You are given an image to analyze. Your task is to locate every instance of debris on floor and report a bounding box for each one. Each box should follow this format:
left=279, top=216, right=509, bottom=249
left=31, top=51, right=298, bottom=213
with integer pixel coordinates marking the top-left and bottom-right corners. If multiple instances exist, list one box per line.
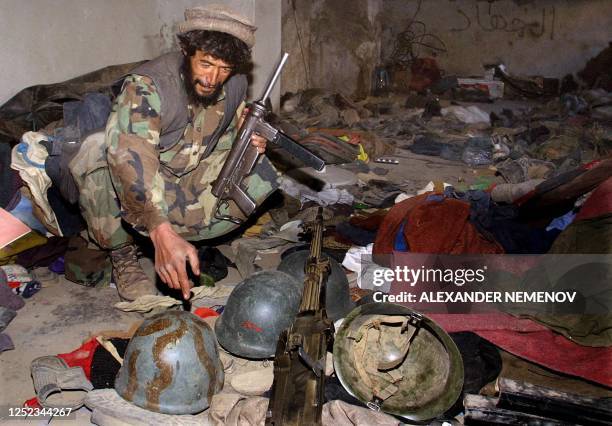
left=1, top=10, right=612, bottom=425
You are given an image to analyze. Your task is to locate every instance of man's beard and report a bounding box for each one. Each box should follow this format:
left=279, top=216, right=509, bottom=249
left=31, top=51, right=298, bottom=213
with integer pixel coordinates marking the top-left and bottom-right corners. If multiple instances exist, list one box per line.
left=181, top=58, right=223, bottom=108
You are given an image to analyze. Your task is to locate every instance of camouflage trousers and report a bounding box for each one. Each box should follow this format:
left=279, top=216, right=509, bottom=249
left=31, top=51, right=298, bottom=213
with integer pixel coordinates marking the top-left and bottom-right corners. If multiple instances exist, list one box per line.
left=70, top=132, right=279, bottom=250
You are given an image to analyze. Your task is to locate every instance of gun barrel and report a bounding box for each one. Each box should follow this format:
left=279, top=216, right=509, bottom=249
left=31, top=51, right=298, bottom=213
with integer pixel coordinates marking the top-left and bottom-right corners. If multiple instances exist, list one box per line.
left=266, top=207, right=332, bottom=425
left=260, top=53, right=289, bottom=103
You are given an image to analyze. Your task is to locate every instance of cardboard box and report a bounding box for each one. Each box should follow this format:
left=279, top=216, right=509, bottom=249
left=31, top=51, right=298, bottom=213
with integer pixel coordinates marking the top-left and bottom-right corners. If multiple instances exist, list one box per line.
left=457, top=78, right=505, bottom=99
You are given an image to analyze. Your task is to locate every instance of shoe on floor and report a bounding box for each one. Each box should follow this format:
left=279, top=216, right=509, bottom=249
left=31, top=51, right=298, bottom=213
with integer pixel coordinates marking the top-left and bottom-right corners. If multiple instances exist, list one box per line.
left=110, top=245, right=157, bottom=301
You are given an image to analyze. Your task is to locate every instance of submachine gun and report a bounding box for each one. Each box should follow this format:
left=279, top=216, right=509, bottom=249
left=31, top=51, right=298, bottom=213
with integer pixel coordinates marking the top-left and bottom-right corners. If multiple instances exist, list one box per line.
left=211, top=53, right=325, bottom=224
left=266, top=207, right=334, bottom=425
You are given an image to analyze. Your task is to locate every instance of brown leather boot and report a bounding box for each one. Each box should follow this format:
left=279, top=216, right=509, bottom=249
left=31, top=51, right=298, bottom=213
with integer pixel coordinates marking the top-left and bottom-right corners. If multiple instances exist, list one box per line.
left=110, top=244, right=157, bottom=301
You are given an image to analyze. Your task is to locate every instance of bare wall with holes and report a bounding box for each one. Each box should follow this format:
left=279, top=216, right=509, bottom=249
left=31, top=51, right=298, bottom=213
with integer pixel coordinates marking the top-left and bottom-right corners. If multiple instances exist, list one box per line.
left=0, top=0, right=281, bottom=106
left=281, top=0, right=383, bottom=99
left=281, top=0, right=612, bottom=98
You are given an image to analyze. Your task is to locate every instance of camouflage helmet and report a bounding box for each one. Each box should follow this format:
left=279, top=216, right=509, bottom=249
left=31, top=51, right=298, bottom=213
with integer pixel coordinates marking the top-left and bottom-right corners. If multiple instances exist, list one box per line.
left=333, top=303, right=463, bottom=422
left=215, top=270, right=302, bottom=359
left=277, top=249, right=355, bottom=322
left=115, top=311, right=224, bottom=414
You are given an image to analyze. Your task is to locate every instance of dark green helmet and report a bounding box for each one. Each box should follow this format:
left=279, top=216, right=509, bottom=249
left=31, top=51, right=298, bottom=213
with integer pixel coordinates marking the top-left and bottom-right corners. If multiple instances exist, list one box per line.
left=277, top=249, right=355, bottom=322
left=333, top=303, right=463, bottom=422
left=215, top=270, right=302, bottom=359
left=114, top=311, right=223, bottom=414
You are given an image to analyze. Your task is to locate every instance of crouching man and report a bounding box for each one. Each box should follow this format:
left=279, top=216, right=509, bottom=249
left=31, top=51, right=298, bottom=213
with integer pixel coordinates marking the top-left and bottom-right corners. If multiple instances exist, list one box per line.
left=70, top=5, right=278, bottom=301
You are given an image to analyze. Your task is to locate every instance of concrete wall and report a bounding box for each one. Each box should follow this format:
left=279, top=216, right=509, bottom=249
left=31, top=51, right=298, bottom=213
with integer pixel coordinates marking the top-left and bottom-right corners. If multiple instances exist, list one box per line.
left=3, top=0, right=608, bottom=105
left=281, top=0, right=612, bottom=97
left=0, top=0, right=281, bottom=106
left=281, top=0, right=383, bottom=99
left=380, top=0, right=612, bottom=79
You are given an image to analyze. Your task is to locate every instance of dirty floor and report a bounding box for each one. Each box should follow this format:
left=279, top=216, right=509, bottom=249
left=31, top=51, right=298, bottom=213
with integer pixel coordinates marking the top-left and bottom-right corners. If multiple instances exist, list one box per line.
left=1, top=99, right=610, bottom=424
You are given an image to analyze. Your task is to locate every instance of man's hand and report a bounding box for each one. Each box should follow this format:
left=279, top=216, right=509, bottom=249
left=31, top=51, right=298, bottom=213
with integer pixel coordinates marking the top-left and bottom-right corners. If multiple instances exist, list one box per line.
left=251, top=133, right=267, bottom=153
left=150, top=222, right=199, bottom=299
left=239, top=108, right=267, bottom=154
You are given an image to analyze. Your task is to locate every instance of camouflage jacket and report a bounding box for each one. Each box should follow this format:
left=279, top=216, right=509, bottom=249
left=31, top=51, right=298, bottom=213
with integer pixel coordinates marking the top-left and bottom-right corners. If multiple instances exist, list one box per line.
left=105, top=75, right=244, bottom=233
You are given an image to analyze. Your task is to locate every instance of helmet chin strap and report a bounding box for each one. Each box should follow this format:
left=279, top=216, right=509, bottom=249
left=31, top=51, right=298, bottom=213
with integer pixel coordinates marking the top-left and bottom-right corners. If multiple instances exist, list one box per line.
left=348, top=313, right=423, bottom=411
left=375, top=317, right=420, bottom=370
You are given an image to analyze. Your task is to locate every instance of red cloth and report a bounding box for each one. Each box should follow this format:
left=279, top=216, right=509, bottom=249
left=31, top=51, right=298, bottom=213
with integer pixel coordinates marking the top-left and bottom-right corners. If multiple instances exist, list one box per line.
left=410, top=57, right=441, bottom=92
left=193, top=307, right=220, bottom=318
left=373, top=193, right=430, bottom=266
left=428, top=313, right=612, bottom=387
left=575, top=176, right=612, bottom=221
left=373, top=195, right=503, bottom=266
left=57, top=337, right=100, bottom=380
left=22, top=337, right=100, bottom=408
left=404, top=198, right=503, bottom=254
left=24, top=397, right=41, bottom=408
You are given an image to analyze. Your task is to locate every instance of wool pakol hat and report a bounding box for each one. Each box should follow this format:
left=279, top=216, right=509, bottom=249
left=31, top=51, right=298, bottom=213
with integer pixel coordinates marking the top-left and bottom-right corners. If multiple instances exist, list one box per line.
left=178, top=4, right=256, bottom=48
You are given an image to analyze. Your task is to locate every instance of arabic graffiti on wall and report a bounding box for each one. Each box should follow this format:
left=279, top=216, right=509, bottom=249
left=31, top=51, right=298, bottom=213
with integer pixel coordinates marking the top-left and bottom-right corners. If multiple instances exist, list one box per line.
left=451, top=2, right=556, bottom=40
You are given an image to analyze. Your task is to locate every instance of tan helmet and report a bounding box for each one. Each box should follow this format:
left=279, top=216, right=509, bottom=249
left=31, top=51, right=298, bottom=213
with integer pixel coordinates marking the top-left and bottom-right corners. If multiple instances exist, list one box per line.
left=333, top=302, right=463, bottom=422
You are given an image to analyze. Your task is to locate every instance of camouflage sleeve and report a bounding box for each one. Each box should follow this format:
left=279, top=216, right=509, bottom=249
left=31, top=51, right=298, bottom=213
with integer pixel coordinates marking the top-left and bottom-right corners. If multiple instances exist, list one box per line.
left=105, top=75, right=168, bottom=234
left=215, top=101, right=246, bottom=151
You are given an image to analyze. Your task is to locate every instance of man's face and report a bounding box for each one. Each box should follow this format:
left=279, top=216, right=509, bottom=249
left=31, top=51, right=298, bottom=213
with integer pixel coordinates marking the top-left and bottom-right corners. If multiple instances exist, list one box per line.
left=185, top=50, right=233, bottom=106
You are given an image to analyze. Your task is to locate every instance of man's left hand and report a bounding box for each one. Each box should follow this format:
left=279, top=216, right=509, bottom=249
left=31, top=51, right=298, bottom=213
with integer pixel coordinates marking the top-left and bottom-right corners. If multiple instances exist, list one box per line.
left=240, top=108, right=267, bottom=154
left=251, top=133, right=267, bottom=154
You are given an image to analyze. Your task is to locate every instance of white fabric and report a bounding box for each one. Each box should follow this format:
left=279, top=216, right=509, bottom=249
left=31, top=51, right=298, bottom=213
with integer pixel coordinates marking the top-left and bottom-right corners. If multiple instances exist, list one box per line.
left=279, top=176, right=354, bottom=207
left=342, top=244, right=393, bottom=292
left=114, top=285, right=233, bottom=314
left=86, top=389, right=208, bottom=426
left=441, top=105, right=490, bottom=124
left=395, top=181, right=452, bottom=203
left=11, top=131, right=61, bottom=235
left=209, top=394, right=401, bottom=426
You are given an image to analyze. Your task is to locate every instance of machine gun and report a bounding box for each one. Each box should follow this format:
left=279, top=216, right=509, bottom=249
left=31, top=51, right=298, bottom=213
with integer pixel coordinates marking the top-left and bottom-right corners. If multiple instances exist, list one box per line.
left=266, top=207, right=334, bottom=425
left=211, top=53, right=325, bottom=224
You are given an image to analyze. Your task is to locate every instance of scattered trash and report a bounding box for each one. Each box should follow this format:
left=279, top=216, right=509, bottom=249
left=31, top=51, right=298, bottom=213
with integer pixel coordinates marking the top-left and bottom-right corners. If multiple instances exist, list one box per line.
left=578, top=42, right=612, bottom=91
left=494, top=64, right=559, bottom=98
left=462, top=137, right=493, bottom=167
left=457, top=76, right=504, bottom=100
left=409, top=57, right=441, bottom=93
left=492, top=134, right=511, bottom=162
left=279, top=175, right=354, bottom=208
left=441, top=105, right=491, bottom=124
left=496, top=157, right=556, bottom=184
left=373, top=157, right=399, bottom=164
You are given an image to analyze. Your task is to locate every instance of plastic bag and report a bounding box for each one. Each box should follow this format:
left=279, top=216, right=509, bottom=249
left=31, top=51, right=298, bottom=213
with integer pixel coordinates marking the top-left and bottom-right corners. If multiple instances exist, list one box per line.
left=462, top=137, right=493, bottom=167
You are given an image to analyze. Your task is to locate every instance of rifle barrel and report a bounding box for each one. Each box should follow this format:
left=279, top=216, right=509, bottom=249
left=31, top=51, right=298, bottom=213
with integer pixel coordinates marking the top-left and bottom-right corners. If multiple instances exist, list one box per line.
left=260, top=53, right=289, bottom=103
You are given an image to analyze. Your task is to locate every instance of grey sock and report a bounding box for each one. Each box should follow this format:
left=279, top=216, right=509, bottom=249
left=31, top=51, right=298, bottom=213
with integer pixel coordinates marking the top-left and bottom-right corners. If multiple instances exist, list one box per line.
left=0, top=307, right=17, bottom=332
left=0, top=333, right=14, bottom=352
left=0, top=270, right=25, bottom=310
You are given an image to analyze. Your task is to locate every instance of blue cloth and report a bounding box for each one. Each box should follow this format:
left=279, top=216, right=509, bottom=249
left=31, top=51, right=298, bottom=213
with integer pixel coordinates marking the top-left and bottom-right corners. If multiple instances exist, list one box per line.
left=335, top=222, right=377, bottom=247
left=49, top=257, right=65, bottom=275
left=8, top=194, right=47, bottom=234
left=394, top=221, right=408, bottom=251
left=462, top=137, right=493, bottom=167
left=16, top=281, right=41, bottom=298
left=546, top=210, right=577, bottom=232
left=16, top=143, right=45, bottom=168
left=425, top=194, right=445, bottom=202
left=444, top=187, right=557, bottom=254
